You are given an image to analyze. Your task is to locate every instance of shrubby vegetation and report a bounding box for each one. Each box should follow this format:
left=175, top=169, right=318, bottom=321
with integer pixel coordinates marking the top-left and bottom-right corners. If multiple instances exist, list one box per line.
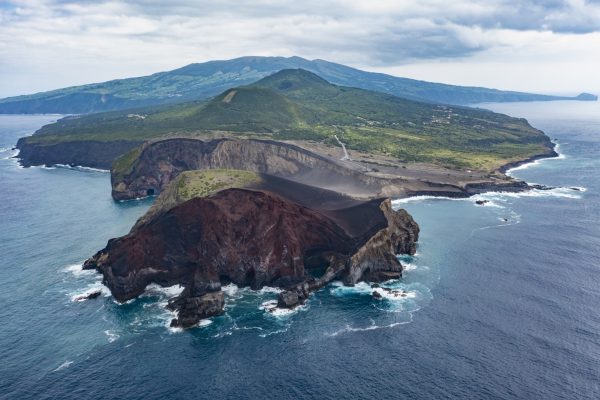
left=25, top=69, right=553, bottom=171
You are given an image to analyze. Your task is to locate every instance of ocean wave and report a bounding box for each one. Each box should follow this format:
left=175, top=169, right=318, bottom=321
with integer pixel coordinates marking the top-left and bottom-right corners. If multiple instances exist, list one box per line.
left=327, top=319, right=412, bottom=337
left=52, top=360, right=74, bottom=372
left=142, top=283, right=185, bottom=298
left=506, top=141, right=565, bottom=176
left=70, top=283, right=108, bottom=302
left=330, top=281, right=416, bottom=300
left=104, top=330, right=119, bottom=343
left=393, top=195, right=465, bottom=205
left=329, top=280, right=432, bottom=315
left=393, top=186, right=583, bottom=209
left=61, top=262, right=95, bottom=277
left=259, top=299, right=309, bottom=318
left=0, top=147, right=19, bottom=160
left=222, top=283, right=282, bottom=301
left=402, top=262, right=418, bottom=272
left=477, top=186, right=582, bottom=200
left=52, top=164, right=109, bottom=173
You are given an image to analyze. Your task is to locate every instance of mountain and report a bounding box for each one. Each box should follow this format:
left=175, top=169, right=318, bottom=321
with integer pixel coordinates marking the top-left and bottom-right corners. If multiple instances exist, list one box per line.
left=18, top=69, right=555, bottom=172
left=1, top=56, right=596, bottom=114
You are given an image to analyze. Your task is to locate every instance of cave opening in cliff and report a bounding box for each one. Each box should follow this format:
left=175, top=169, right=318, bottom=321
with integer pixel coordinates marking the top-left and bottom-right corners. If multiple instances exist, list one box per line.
left=244, top=269, right=256, bottom=287
left=304, top=250, right=331, bottom=279
left=219, top=274, right=232, bottom=285
left=307, top=265, right=328, bottom=279
left=146, top=188, right=155, bottom=196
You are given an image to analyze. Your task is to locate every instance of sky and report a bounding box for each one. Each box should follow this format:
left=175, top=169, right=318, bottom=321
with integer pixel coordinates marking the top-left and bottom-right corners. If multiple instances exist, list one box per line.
left=0, top=0, right=599, bottom=98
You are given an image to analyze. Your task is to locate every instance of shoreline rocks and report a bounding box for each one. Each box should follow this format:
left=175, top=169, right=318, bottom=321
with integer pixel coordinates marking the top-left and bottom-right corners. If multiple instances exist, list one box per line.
left=84, top=186, right=419, bottom=328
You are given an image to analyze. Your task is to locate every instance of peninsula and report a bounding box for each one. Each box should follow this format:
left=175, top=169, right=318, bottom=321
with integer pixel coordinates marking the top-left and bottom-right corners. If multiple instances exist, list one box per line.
left=18, top=69, right=561, bottom=326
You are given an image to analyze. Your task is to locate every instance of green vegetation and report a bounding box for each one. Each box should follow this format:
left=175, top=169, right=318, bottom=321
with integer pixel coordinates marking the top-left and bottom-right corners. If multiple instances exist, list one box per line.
left=134, top=169, right=262, bottom=228
left=22, top=69, right=554, bottom=171
left=175, top=169, right=261, bottom=200
left=112, top=146, right=143, bottom=181
left=1, top=56, right=594, bottom=114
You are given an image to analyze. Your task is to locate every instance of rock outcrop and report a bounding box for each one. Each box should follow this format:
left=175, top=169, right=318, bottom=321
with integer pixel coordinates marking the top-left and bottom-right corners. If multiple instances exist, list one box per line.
left=84, top=183, right=419, bottom=328
left=111, top=138, right=392, bottom=200
left=110, top=137, right=551, bottom=203
left=16, top=138, right=142, bottom=169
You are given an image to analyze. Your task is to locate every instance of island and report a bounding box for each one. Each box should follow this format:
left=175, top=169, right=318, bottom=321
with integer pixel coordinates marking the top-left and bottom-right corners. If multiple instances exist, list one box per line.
left=1, top=56, right=596, bottom=114
left=15, top=69, right=564, bottom=327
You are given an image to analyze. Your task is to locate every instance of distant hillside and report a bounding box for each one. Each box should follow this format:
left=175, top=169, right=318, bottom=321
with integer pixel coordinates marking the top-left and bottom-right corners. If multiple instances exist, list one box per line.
left=1, top=56, right=596, bottom=114
left=19, top=69, right=555, bottom=172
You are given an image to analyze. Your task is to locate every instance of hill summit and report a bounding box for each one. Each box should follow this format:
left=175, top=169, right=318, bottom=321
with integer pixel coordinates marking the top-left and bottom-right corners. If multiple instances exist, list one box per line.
left=0, top=56, right=595, bottom=114
left=20, top=68, right=555, bottom=172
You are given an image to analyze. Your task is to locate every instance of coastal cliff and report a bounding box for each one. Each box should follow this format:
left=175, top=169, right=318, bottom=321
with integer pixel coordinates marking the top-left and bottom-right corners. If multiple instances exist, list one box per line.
left=111, top=137, right=542, bottom=202
left=84, top=174, right=419, bottom=328
left=16, top=137, right=141, bottom=169
left=110, top=137, right=390, bottom=200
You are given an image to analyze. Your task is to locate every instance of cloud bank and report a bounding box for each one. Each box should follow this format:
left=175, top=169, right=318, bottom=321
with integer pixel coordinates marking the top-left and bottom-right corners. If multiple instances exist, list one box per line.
left=1, top=0, right=599, bottom=96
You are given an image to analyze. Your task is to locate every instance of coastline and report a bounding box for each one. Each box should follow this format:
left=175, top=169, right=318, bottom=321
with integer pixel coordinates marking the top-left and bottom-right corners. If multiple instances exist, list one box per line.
left=13, top=127, right=563, bottom=203
left=393, top=141, right=564, bottom=204
left=497, top=147, right=560, bottom=174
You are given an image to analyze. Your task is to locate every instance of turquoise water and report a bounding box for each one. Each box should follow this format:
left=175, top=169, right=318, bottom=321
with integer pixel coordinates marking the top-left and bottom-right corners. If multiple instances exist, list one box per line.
left=1, top=103, right=599, bottom=399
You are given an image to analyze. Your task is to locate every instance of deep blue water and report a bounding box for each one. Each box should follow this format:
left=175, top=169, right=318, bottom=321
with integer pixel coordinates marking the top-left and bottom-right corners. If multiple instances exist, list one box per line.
left=1, top=102, right=599, bottom=399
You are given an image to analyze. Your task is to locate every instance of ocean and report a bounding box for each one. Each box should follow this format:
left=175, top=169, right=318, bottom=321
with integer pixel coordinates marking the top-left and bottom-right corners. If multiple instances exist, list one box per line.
left=0, top=101, right=599, bottom=399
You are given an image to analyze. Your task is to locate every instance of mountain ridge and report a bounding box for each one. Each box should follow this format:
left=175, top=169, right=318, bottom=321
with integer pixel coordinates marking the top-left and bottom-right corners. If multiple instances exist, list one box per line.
left=1, top=56, right=595, bottom=114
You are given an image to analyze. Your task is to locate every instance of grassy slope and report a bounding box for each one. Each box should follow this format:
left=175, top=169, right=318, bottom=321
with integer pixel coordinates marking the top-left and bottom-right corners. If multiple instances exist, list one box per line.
left=25, top=69, right=553, bottom=172
left=1, top=56, right=593, bottom=114
left=135, top=169, right=262, bottom=227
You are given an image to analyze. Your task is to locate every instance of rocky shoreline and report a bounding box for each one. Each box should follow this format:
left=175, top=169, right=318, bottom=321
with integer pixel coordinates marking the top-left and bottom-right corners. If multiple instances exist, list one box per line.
left=23, top=136, right=559, bottom=328
left=84, top=183, right=419, bottom=328
left=497, top=148, right=559, bottom=174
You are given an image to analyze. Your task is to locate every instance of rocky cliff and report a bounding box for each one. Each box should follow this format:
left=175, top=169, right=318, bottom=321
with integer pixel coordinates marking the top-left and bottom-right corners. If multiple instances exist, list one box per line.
left=111, top=137, right=395, bottom=200
left=16, top=137, right=141, bottom=169
left=84, top=180, right=419, bottom=328
left=110, top=137, right=538, bottom=202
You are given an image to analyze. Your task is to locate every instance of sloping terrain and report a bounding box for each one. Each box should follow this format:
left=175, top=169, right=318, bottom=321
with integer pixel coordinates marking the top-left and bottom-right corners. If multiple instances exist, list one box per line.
left=18, top=69, right=556, bottom=172
left=1, top=56, right=595, bottom=114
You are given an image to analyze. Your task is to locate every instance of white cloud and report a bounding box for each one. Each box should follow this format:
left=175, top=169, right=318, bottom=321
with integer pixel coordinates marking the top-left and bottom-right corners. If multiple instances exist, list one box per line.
left=0, top=0, right=599, bottom=97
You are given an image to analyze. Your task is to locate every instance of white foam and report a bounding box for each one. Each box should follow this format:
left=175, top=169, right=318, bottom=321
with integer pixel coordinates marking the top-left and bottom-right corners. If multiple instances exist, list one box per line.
left=169, top=318, right=213, bottom=334
left=402, top=262, right=418, bottom=272
left=104, top=330, right=119, bottom=343
left=258, top=328, right=290, bottom=338
left=198, top=319, right=213, bottom=327
left=0, top=147, right=19, bottom=160
left=393, top=185, right=583, bottom=209
left=373, top=287, right=417, bottom=300
left=62, top=263, right=95, bottom=277
left=478, top=186, right=582, bottom=200
left=221, top=283, right=241, bottom=297
left=52, top=360, right=73, bottom=372
left=393, top=195, right=464, bottom=205
left=259, top=299, right=308, bottom=317
left=70, top=283, right=107, bottom=302
left=257, top=286, right=283, bottom=294
left=330, top=281, right=418, bottom=302
left=327, top=320, right=410, bottom=337
left=506, top=141, right=565, bottom=177
left=53, top=164, right=109, bottom=173
left=143, top=283, right=185, bottom=298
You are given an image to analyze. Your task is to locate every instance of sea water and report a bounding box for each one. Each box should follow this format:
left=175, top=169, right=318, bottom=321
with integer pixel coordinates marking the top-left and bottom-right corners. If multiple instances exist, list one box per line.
left=0, top=102, right=599, bottom=399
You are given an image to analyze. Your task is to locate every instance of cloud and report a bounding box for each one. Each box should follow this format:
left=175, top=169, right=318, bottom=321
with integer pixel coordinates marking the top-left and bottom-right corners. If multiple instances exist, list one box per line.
left=0, top=0, right=599, bottom=96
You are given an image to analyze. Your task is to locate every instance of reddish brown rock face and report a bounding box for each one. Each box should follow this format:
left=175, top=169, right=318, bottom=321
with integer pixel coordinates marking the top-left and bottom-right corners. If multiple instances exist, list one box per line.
left=85, top=188, right=419, bottom=328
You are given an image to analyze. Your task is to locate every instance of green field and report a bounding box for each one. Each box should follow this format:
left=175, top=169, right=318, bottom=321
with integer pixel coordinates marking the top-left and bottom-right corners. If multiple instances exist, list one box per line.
left=23, top=69, right=554, bottom=171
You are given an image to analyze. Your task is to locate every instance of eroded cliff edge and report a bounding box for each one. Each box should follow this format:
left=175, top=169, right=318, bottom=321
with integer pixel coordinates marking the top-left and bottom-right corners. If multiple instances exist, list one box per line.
left=84, top=172, right=419, bottom=328
left=110, top=137, right=541, bottom=202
